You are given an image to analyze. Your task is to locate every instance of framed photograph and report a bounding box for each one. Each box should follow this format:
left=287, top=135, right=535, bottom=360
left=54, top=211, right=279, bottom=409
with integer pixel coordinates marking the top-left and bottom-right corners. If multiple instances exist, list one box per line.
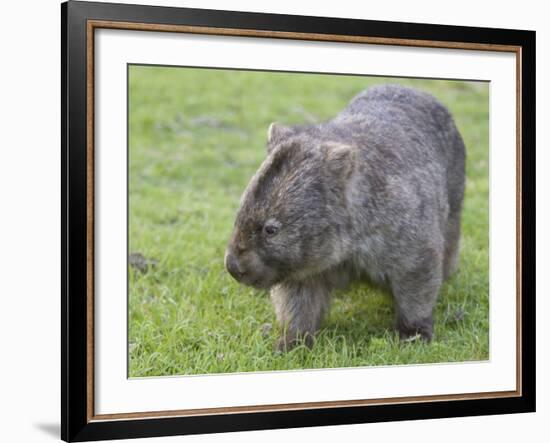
left=61, top=1, right=536, bottom=441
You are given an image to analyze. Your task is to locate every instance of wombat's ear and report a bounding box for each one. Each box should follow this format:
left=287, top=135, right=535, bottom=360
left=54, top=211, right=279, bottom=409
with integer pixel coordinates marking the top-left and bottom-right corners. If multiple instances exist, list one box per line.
left=323, top=142, right=356, bottom=180
left=267, top=122, right=293, bottom=153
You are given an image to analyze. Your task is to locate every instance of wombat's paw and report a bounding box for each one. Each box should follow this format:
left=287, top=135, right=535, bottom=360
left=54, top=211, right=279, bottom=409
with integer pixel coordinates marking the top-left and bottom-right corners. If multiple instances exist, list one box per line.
left=401, top=333, right=423, bottom=343
left=274, top=337, right=293, bottom=353
left=399, top=330, right=433, bottom=343
left=397, top=317, right=433, bottom=343
left=261, top=323, right=273, bottom=338
left=274, top=334, right=314, bottom=353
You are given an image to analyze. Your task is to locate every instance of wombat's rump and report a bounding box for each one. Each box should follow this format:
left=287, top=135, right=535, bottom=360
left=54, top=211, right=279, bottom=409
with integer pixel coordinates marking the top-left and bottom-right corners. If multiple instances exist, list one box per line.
left=225, top=84, right=465, bottom=350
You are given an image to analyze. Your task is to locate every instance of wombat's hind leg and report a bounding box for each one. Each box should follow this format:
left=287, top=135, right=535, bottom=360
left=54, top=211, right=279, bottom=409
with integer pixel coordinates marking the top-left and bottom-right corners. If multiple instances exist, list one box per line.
left=443, top=209, right=462, bottom=281
left=391, top=253, right=443, bottom=342
left=395, top=310, right=434, bottom=342
left=270, top=282, right=331, bottom=351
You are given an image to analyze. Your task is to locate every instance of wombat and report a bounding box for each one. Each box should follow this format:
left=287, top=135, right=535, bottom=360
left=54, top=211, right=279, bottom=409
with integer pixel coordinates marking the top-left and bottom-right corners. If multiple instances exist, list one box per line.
left=225, top=84, right=465, bottom=351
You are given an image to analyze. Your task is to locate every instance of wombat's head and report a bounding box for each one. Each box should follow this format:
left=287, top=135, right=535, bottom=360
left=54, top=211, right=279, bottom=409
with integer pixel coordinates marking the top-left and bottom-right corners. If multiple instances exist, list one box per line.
left=225, top=123, right=355, bottom=289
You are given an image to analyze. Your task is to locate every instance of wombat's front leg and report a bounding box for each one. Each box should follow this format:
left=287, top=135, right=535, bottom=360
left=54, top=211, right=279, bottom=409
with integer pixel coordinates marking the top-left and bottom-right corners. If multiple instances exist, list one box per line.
left=270, top=281, right=331, bottom=351
left=391, top=255, right=443, bottom=342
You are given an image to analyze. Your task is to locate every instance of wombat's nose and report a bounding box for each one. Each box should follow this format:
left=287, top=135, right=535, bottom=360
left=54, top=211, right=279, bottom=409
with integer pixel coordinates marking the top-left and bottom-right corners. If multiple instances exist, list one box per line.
left=225, top=252, right=245, bottom=281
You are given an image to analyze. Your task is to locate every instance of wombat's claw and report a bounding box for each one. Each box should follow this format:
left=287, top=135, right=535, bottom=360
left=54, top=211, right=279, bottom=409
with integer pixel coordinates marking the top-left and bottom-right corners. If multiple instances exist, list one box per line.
left=261, top=323, right=273, bottom=338
left=403, top=333, right=422, bottom=343
left=274, top=334, right=314, bottom=352
left=274, top=337, right=292, bottom=353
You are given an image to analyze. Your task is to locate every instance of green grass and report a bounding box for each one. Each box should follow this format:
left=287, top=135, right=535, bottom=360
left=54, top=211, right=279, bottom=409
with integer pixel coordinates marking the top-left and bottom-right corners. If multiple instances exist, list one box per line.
left=128, top=66, right=489, bottom=377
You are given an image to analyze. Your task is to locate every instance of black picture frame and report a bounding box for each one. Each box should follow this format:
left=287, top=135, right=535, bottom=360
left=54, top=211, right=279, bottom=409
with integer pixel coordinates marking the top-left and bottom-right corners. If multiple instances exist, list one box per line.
left=61, top=1, right=536, bottom=441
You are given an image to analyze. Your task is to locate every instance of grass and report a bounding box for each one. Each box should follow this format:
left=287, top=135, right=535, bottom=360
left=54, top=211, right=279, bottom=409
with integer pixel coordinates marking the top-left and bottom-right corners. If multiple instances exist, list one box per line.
left=128, top=66, right=489, bottom=377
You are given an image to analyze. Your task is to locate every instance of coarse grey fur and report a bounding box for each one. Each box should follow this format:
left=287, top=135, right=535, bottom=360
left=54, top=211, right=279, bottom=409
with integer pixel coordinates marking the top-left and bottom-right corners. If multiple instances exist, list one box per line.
left=225, top=84, right=466, bottom=351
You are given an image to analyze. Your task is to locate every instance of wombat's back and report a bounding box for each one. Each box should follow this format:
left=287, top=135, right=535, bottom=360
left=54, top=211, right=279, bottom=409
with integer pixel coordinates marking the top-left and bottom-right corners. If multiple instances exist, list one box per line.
left=337, top=85, right=461, bottom=156
left=334, top=84, right=465, bottom=214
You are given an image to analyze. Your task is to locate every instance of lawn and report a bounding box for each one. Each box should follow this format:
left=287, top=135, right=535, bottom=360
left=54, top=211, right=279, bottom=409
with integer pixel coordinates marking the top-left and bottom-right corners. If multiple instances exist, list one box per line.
left=128, top=65, right=489, bottom=377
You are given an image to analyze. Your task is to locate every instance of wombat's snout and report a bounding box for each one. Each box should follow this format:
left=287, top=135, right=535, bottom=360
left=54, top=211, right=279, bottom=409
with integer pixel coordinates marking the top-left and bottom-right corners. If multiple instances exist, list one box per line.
left=225, top=251, right=246, bottom=282
left=224, top=247, right=275, bottom=289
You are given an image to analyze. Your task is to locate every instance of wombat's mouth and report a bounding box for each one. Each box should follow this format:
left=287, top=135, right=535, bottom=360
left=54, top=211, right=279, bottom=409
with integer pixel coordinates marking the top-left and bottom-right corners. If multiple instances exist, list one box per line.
left=225, top=249, right=279, bottom=289
left=248, top=278, right=274, bottom=290
left=226, top=266, right=278, bottom=290
left=234, top=274, right=274, bottom=290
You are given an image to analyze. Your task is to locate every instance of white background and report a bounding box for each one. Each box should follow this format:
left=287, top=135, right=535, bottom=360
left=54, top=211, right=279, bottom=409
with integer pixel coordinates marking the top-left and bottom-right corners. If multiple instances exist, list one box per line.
left=0, top=0, right=546, bottom=442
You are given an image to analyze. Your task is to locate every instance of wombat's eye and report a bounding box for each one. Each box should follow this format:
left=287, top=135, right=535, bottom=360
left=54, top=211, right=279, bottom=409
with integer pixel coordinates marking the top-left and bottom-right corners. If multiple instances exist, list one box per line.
left=262, top=218, right=281, bottom=237
left=263, top=224, right=279, bottom=237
